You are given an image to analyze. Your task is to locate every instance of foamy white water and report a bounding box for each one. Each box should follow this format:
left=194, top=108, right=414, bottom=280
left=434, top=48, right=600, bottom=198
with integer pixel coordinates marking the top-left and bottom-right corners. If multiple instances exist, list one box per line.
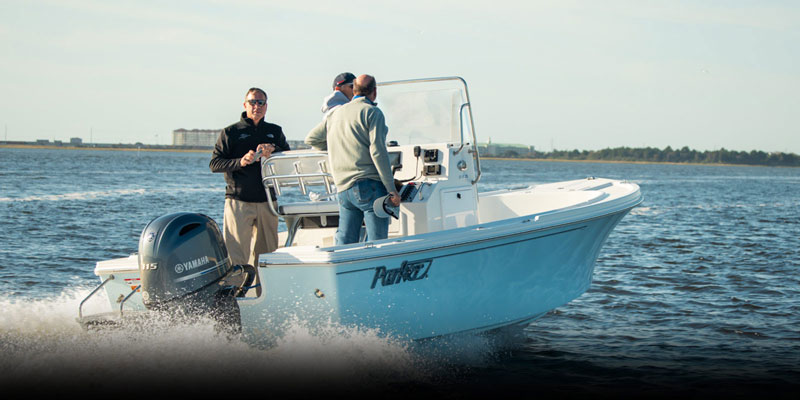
left=0, top=288, right=501, bottom=394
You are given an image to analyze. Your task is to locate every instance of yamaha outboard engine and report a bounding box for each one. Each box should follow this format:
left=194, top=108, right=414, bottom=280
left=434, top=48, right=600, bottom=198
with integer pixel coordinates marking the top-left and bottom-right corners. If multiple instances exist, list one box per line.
left=138, top=212, right=253, bottom=332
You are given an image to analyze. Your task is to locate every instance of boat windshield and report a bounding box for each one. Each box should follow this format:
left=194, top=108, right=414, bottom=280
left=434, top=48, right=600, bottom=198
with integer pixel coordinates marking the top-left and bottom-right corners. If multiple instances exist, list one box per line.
left=377, top=77, right=474, bottom=146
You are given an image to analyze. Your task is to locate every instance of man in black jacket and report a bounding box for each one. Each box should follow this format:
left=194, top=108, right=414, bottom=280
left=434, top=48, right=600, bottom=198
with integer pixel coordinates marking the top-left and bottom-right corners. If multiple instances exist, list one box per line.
left=210, top=87, right=290, bottom=266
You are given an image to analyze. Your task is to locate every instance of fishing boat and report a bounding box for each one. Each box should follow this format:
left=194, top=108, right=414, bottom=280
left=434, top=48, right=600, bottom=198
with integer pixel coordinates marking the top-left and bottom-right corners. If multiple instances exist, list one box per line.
left=78, top=77, right=642, bottom=342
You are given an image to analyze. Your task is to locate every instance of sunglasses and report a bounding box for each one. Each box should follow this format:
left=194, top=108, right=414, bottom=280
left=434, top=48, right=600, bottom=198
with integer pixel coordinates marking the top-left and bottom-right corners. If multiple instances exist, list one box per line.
left=247, top=99, right=266, bottom=106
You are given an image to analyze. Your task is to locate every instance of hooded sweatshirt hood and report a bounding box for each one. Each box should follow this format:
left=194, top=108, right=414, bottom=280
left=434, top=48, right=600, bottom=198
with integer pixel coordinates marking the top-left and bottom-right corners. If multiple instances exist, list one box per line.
left=321, top=91, right=350, bottom=115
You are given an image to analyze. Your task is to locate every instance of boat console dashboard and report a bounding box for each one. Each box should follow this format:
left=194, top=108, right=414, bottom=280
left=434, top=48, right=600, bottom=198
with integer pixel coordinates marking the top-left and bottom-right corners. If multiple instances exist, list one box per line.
left=261, top=142, right=480, bottom=247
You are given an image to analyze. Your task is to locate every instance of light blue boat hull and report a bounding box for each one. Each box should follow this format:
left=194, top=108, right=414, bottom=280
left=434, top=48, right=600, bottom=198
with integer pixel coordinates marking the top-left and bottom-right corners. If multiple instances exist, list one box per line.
left=239, top=209, right=630, bottom=342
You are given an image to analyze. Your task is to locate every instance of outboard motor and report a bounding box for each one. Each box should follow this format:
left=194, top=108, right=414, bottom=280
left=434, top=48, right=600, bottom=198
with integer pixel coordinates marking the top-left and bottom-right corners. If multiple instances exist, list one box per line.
left=137, top=212, right=254, bottom=332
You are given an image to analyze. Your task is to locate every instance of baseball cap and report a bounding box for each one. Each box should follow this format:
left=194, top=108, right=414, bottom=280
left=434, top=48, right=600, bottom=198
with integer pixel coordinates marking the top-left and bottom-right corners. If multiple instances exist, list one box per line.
left=333, top=72, right=356, bottom=89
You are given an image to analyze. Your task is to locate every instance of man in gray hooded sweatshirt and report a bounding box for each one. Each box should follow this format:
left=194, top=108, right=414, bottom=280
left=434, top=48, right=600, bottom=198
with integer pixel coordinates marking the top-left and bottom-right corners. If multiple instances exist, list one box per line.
left=305, top=74, right=400, bottom=245
left=321, top=72, right=356, bottom=117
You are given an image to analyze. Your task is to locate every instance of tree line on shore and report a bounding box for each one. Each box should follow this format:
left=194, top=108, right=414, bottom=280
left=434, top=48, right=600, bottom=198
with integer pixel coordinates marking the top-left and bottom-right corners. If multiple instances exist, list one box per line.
left=499, top=146, right=800, bottom=167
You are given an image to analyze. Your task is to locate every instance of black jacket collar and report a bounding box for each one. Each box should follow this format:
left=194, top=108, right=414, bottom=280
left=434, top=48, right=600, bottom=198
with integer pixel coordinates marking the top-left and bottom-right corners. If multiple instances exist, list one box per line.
left=239, top=111, right=263, bottom=127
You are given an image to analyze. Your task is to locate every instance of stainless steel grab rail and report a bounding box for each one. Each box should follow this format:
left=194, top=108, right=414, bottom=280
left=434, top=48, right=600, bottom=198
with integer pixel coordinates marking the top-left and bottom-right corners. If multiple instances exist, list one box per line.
left=78, top=274, right=114, bottom=319
left=119, top=285, right=141, bottom=316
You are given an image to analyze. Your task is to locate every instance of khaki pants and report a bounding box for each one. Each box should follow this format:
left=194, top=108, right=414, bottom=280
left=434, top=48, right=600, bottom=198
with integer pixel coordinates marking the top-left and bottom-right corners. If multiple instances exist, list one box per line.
left=223, top=198, right=279, bottom=267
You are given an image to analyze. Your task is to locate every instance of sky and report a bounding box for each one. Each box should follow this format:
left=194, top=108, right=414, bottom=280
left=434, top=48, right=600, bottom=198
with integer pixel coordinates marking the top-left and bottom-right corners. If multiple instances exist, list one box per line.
left=1, top=0, right=799, bottom=153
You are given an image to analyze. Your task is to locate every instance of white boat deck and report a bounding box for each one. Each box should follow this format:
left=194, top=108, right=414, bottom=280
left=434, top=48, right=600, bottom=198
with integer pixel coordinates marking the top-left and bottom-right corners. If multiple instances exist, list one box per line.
left=264, top=177, right=640, bottom=266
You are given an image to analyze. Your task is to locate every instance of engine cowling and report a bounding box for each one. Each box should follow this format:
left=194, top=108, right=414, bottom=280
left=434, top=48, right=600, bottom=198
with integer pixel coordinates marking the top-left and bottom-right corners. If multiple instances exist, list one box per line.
left=138, top=212, right=232, bottom=307
left=136, top=212, right=251, bottom=332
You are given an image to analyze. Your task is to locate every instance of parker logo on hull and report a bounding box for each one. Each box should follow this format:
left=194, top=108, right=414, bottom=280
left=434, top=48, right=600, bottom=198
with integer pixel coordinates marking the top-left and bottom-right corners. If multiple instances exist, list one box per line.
left=174, top=255, right=210, bottom=274
left=371, top=259, right=432, bottom=289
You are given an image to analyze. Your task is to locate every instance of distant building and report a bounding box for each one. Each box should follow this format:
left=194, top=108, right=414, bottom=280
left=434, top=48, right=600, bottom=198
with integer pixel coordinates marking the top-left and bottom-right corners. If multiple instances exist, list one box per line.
left=70, top=137, right=83, bottom=145
left=288, top=139, right=310, bottom=150
left=172, top=128, right=310, bottom=150
left=172, top=129, right=220, bottom=147
left=477, top=138, right=534, bottom=158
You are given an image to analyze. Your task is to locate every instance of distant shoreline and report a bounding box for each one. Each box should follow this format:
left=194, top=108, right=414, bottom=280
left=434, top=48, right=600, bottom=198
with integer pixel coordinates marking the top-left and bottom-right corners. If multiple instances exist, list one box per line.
left=0, top=143, right=209, bottom=153
left=481, top=156, right=780, bottom=168
left=2, top=143, right=797, bottom=168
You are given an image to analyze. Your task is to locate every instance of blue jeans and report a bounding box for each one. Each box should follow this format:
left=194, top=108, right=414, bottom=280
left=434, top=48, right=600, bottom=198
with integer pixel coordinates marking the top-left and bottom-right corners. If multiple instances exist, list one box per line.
left=336, top=179, right=389, bottom=245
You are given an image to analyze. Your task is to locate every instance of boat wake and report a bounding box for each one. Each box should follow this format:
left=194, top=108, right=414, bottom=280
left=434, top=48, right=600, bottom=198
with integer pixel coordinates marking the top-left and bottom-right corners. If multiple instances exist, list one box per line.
left=0, top=288, right=507, bottom=394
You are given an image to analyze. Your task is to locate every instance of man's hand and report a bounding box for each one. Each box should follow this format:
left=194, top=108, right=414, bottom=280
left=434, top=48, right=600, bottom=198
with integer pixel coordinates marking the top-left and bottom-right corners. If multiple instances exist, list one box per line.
left=240, top=150, right=258, bottom=167
left=257, top=143, right=275, bottom=159
left=388, top=192, right=401, bottom=207
left=240, top=144, right=276, bottom=167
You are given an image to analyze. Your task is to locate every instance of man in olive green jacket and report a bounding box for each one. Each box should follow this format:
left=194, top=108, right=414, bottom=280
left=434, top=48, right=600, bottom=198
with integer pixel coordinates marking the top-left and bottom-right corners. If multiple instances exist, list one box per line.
left=305, top=74, right=400, bottom=244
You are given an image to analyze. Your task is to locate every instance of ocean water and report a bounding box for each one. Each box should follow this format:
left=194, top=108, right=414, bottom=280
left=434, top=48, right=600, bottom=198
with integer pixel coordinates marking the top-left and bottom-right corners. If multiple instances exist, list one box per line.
left=0, top=147, right=798, bottom=397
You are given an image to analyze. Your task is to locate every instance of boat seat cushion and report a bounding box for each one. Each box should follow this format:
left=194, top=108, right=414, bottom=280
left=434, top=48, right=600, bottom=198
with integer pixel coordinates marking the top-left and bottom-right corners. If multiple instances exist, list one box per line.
left=278, top=200, right=339, bottom=216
